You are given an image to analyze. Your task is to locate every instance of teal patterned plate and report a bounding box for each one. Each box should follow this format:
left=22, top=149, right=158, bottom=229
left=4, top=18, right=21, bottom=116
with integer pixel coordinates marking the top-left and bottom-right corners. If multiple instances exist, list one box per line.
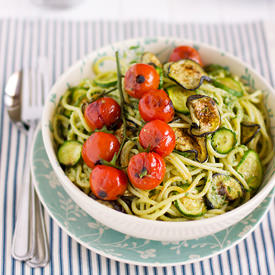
left=31, top=126, right=274, bottom=266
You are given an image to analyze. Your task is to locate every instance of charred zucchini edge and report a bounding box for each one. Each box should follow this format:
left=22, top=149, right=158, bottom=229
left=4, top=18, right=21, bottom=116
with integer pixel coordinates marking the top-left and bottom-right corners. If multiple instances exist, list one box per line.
left=168, top=59, right=211, bottom=91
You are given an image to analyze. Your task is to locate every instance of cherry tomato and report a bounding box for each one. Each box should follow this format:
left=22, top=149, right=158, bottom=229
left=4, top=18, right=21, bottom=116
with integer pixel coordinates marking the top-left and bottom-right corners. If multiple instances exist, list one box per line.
left=127, top=152, right=166, bottom=190
left=139, top=120, right=175, bottom=157
left=139, top=89, right=174, bottom=123
left=124, top=63, right=160, bottom=98
left=84, top=97, right=121, bottom=131
left=90, top=165, right=128, bottom=200
left=82, top=132, right=120, bottom=168
left=169, top=46, right=203, bottom=66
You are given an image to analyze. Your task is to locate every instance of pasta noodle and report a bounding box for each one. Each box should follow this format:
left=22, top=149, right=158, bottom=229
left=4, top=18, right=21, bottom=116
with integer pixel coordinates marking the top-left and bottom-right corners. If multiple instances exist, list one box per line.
left=53, top=53, right=273, bottom=221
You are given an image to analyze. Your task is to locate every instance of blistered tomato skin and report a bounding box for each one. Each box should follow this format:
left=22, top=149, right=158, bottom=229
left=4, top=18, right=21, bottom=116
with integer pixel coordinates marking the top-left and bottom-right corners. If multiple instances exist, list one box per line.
left=124, top=63, right=160, bottom=98
left=84, top=97, right=121, bottom=131
left=127, top=152, right=166, bottom=190
left=90, top=165, right=128, bottom=200
left=139, top=89, right=174, bottom=123
left=139, top=120, right=176, bottom=157
left=169, top=46, right=203, bottom=66
left=82, top=132, right=120, bottom=168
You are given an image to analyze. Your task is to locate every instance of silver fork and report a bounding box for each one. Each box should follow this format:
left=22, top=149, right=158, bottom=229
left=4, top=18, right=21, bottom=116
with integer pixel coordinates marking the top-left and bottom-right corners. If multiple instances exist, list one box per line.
left=11, top=57, right=50, bottom=267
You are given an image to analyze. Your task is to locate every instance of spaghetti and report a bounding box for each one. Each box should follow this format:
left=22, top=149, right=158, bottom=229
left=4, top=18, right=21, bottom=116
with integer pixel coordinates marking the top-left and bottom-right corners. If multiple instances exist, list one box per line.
left=52, top=50, right=273, bottom=221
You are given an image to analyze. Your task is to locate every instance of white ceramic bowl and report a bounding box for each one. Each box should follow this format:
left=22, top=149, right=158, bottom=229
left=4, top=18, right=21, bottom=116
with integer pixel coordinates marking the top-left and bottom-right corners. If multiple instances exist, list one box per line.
left=42, top=38, right=275, bottom=241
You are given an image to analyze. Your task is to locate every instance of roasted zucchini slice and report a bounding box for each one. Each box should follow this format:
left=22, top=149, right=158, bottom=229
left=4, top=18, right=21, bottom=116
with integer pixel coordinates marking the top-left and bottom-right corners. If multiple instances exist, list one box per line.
left=211, top=127, right=237, bottom=154
left=206, top=174, right=228, bottom=209
left=166, top=86, right=195, bottom=114
left=212, top=77, right=244, bottom=97
left=187, top=95, right=221, bottom=136
left=174, top=128, right=208, bottom=163
left=141, top=52, right=162, bottom=68
left=221, top=176, right=244, bottom=201
left=206, top=174, right=243, bottom=209
left=241, top=122, right=261, bottom=145
left=175, top=196, right=207, bottom=217
left=236, top=150, right=263, bottom=190
left=168, top=59, right=210, bottom=90
left=57, top=141, right=82, bottom=166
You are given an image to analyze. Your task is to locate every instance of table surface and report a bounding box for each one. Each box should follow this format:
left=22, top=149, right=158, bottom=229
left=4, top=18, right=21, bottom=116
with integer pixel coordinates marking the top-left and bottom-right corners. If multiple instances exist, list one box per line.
left=0, top=1, right=275, bottom=273
left=1, top=0, right=275, bottom=22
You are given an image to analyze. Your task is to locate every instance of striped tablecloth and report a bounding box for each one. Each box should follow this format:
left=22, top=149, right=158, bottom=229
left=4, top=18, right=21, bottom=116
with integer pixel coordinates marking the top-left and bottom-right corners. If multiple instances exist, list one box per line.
left=0, top=19, right=274, bottom=275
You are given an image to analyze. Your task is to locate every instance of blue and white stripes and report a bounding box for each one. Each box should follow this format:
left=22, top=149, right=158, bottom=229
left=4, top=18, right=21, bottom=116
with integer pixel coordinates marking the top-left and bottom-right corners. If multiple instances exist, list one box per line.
left=0, top=19, right=274, bottom=275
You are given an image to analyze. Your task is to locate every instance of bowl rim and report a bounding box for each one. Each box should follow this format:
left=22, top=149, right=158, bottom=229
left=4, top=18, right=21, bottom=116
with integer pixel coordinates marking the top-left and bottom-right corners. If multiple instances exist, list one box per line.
left=42, top=37, right=275, bottom=229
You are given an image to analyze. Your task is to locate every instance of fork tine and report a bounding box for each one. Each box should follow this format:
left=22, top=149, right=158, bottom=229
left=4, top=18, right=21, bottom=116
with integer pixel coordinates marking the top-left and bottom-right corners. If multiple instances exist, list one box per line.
left=22, top=69, right=38, bottom=121
left=21, top=57, right=49, bottom=122
left=32, top=68, right=38, bottom=107
left=36, top=67, right=43, bottom=109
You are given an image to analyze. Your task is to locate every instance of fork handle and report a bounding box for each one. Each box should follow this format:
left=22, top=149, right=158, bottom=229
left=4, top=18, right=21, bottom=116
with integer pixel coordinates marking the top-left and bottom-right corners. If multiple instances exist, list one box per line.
left=27, top=189, right=49, bottom=267
left=11, top=125, right=36, bottom=261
